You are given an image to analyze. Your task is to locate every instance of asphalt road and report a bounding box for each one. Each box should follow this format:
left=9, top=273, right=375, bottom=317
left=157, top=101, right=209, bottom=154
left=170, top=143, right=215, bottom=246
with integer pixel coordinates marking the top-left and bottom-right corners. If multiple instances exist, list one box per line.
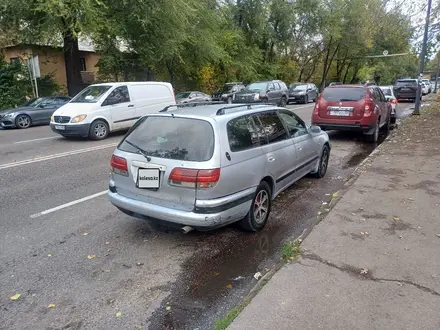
left=0, top=101, right=415, bottom=329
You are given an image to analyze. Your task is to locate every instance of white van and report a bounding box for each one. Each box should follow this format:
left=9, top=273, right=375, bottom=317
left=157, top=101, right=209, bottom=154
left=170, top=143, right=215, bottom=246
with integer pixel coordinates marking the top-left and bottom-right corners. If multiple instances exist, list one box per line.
left=50, top=82, right=175, bottom=140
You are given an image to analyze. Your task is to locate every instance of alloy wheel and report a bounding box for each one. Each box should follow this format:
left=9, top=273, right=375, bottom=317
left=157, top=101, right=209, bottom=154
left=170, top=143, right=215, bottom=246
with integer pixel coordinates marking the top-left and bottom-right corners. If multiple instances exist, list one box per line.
left=253, top=190, right=269, bottom=225
left=94, top=123, right=107, bottom=138
left=17, top=115, right=31, bottom=128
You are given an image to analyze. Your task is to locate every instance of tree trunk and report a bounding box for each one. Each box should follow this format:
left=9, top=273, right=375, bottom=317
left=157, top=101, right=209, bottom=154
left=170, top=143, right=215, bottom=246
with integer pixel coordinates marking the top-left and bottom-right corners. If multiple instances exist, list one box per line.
left=146, top=67, right=155, bottom=81
left=342, top=62, right=351, bottom=84
left=63, top=29, right=83, bottom=96
left=320, top=37, right=333, bottom=90
left=304, top=62, right=317, bottom=82
left=166, top=61, right=174, bottom=87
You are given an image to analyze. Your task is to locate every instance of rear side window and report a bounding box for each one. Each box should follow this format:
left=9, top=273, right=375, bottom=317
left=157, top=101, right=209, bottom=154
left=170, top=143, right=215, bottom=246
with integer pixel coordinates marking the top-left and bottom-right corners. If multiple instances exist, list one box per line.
left=227, top=115, right=260, bottom=152
left=119, top=117, right=214, bottom=161
left=380, top=88, right=392, bottom=96
left=274, top=82, right=281, bottom=90
left=322, top=87, right=366, bottom=102
left=256, top=112, right=288, bottom=143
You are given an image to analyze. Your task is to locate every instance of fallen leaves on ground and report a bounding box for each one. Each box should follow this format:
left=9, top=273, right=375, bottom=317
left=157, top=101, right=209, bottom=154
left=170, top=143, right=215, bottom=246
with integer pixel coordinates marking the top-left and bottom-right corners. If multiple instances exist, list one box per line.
left=332, top=193, right=339, bottom=198
left=253, top=272, right=262, bottom=280
left=215, top=272, right=220, bottom=276
left=47, top=254, right=53, bottom=257
left=116, top=311, right=122, bottom=318
left=10, top=293, right=21, bottom=301
left=226, top=284, right=233, bottom=289
left=81, top=233, right=89, bottom=236
left=48, top=304, right=56, bottom=308
left=166, top=306, right=171, bottom=311
left=360, top=269, right=368, bottom=275
left=87, top=255, right=96, bottom=260
left=393, top=217, right=400, bottom=221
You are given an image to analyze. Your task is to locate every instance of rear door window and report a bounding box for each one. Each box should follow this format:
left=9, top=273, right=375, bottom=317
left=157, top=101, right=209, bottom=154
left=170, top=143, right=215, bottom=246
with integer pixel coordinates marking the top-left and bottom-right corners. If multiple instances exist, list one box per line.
left=104, top=86, right=130, bottom=105
left=227, top=115, right=260, bottom=152
left=274, top=82, right=281, bottom=90
left=256, top=112, right=288, bottom=143
left=322, top=88, right=366, bottom=102
left=119, top=117, right=214, bottom=161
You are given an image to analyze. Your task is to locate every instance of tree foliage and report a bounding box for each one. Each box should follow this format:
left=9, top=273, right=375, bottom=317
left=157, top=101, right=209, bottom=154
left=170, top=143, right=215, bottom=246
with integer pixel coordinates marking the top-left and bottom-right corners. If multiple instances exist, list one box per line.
left=1, top=0, right=416, bottom=94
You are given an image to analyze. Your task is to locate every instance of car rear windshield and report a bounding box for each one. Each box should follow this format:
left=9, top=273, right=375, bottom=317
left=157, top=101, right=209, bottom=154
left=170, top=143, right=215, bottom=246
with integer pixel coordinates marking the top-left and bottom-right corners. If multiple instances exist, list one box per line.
left=395, top=80, right=417, bottom=87
left=322, top=87, right=366, bottom=102
left=119, top=116, right=215, bottom=162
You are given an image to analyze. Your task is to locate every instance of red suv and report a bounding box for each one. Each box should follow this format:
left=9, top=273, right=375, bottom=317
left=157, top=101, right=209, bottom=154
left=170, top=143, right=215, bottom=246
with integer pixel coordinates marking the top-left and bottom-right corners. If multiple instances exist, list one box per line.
left=312, top=85, right=392, bottom=142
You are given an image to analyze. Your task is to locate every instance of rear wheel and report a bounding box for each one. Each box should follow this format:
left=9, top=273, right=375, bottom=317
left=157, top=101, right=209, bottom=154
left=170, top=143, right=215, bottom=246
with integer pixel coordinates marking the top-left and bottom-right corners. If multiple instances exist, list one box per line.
left=89, top=120, right=109, bottom=140
left=383, top=114, right=391, bottom=134
left=365, top=121, right=379, bottom=143
left=239, top=181, right=272, bottom=232
left=15, top=115, right=31, bottom=129
left=314, top=145, right=330, bottom=178
left=279, top=96, right=287, bottom=107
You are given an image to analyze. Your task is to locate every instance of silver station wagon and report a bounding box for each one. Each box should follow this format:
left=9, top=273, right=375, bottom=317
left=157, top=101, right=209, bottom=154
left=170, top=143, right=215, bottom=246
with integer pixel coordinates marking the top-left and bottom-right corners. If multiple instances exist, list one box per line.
left=108, top=103, right=331, bottom=232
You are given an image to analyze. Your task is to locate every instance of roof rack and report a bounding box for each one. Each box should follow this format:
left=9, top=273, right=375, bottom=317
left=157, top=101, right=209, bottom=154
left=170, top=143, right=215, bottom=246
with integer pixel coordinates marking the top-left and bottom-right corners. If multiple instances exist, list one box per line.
left=215, top=103, right=276, bottom=116
left=160, top=101, right=225, bottom=112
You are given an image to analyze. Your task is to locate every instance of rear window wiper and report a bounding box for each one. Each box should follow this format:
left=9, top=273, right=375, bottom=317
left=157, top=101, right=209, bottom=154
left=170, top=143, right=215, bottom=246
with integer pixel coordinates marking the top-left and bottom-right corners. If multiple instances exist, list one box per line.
left=124, top=139, right=152, bottom=162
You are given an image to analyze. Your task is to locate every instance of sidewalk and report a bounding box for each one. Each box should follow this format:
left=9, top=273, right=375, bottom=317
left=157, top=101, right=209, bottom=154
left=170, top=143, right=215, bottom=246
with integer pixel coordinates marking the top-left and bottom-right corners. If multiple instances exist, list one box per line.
left=229, top=103, right=440, bottom=330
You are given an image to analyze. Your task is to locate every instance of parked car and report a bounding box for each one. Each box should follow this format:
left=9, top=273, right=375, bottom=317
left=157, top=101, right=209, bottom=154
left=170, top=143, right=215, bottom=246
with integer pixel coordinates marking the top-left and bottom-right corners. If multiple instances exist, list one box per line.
left=108, top=103, right=330, bottom=232
left=176, top=91, right=211, bottom=104
left=393, top=79, right=419, bottom=101
left=233, top=80, right=288, bottom=106
left=422, top=79, right=432, bottom=93
left=0, top=96, right=71, bottom=129
left=50, top=82, right=175, bottom=140
left=312, top=85, right=392, bottom=143
left=379, top=86, right=397, bottom=125
left=421, top=82, right=429, bottom=95
left=287, top=83, right=318, bottom=104
left=212, top=83, right=246, bottom=103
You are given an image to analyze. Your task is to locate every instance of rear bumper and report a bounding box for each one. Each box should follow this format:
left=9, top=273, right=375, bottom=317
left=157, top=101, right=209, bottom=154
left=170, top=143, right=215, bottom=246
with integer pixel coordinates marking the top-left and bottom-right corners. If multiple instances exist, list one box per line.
left=288, top=95, right=306, bottom=102
left=50, top=123, right=90, bottom=137
left=312, top=122, right=374, bottom=133
left=108, top=186, right=255, bottom=228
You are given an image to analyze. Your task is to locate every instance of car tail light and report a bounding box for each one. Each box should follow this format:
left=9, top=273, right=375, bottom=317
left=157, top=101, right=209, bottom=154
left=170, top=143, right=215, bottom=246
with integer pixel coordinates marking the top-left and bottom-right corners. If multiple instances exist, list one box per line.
left=390, top=99, right=397, bottom=104
left=314, top=103, right=319, bottom=115
left=169, top=168, right=220, bottom=188
left=111, top=155, right=128, bottom=176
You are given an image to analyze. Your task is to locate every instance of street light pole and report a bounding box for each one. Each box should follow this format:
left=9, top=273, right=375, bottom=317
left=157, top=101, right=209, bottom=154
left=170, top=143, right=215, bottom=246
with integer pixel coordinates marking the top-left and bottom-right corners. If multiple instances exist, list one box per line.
left=414, top=0, right=432, bottom=115
left=434, top=54, right=440, bottom=93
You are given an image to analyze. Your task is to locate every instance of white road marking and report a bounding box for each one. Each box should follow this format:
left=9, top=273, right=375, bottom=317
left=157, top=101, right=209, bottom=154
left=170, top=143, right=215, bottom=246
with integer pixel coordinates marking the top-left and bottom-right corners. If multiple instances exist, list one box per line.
left=14, top=136, right=59, bottom=144
left=30, top=190, right=108, bottom=218
left=0, top=143, right=118, bottom=170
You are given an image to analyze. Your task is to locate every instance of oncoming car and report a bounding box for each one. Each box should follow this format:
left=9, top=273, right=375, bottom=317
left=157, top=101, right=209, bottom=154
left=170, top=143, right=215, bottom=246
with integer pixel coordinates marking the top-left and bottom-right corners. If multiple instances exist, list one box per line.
left=108, top=103, right=331, bottom=232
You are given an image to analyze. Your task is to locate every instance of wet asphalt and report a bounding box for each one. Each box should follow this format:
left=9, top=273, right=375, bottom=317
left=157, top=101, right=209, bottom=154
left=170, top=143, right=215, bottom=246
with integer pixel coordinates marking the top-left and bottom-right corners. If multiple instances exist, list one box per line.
left=0, top=101, right=415, bottom=330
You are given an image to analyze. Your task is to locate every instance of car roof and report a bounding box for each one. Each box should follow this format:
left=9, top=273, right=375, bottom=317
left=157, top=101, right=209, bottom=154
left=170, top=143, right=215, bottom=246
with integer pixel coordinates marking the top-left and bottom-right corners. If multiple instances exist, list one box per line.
left=90, top=81, right=172, bottom=87
left=154, top=104, right=282, bottom=120
left=326, top=85, right=366, bottom=89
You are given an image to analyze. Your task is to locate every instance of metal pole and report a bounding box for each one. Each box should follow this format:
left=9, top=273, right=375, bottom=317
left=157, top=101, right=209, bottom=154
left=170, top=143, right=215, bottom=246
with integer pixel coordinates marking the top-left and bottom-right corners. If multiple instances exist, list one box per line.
left=414, top=0, right=432, bottom=115
left=434, top=54, right=440, bottom=93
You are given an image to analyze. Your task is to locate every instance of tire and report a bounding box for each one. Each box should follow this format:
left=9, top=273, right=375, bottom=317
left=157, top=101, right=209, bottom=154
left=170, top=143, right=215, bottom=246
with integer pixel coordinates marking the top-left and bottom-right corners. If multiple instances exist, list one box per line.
left=15, top=114, right=31, bottom=129
left=303, top=95, right=308, bottom=104
left=383, top=114, right=391, bottom=134
left=89, top=120, right=109, bottom=140
left=239, top=181, right=272, bottom=232
left=314, top=145, right=330, bottom=178
left=279, top=96, right=287, bottom=107
left=262, top=98, right=269, bottom=103
left=365, top=121, right=379, bottom=143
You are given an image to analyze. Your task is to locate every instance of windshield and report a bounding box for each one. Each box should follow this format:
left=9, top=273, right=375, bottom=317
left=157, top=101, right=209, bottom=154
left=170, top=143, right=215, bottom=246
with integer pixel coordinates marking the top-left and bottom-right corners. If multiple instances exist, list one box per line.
left=71, top=85, right=112, bottom=103
left=25, top=98, right=45, bottom=107
left=220, top=85, right=234, bottom=93
left=119, top=116, right=214, bottom=162
left=380, top=87, right=392, bottom=96
left=176, top=92, right=191, bottom=99
left=246, top=82, right=268, bottom=92
left=322, top=87, right=366, bottom=102
left=292, top=84, right=307, bottom=91
left=395, top=80, right=417, bottom=87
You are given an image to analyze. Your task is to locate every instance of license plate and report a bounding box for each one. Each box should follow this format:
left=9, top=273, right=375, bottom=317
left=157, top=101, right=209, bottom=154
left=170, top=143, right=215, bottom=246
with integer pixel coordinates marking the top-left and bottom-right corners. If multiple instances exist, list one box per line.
left=137, top=168, right=160, bottom=189
left=330, top=110, right=350, bottom=116
left=55, top=125, right=65, bottom=130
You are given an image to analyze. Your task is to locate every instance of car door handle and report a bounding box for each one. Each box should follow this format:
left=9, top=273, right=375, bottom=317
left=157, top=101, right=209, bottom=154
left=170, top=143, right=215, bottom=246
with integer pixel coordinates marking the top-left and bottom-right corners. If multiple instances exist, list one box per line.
left=128, top=104, right=134, bottom=108
left=268, top=156, right=275, bottom=162
left=298, top=147, right=303, bottom=151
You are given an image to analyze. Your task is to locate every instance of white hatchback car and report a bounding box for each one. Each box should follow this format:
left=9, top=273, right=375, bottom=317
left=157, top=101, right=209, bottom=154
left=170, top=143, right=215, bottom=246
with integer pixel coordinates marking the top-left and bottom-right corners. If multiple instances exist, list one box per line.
left=50, top=82, right=175, bottom=140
